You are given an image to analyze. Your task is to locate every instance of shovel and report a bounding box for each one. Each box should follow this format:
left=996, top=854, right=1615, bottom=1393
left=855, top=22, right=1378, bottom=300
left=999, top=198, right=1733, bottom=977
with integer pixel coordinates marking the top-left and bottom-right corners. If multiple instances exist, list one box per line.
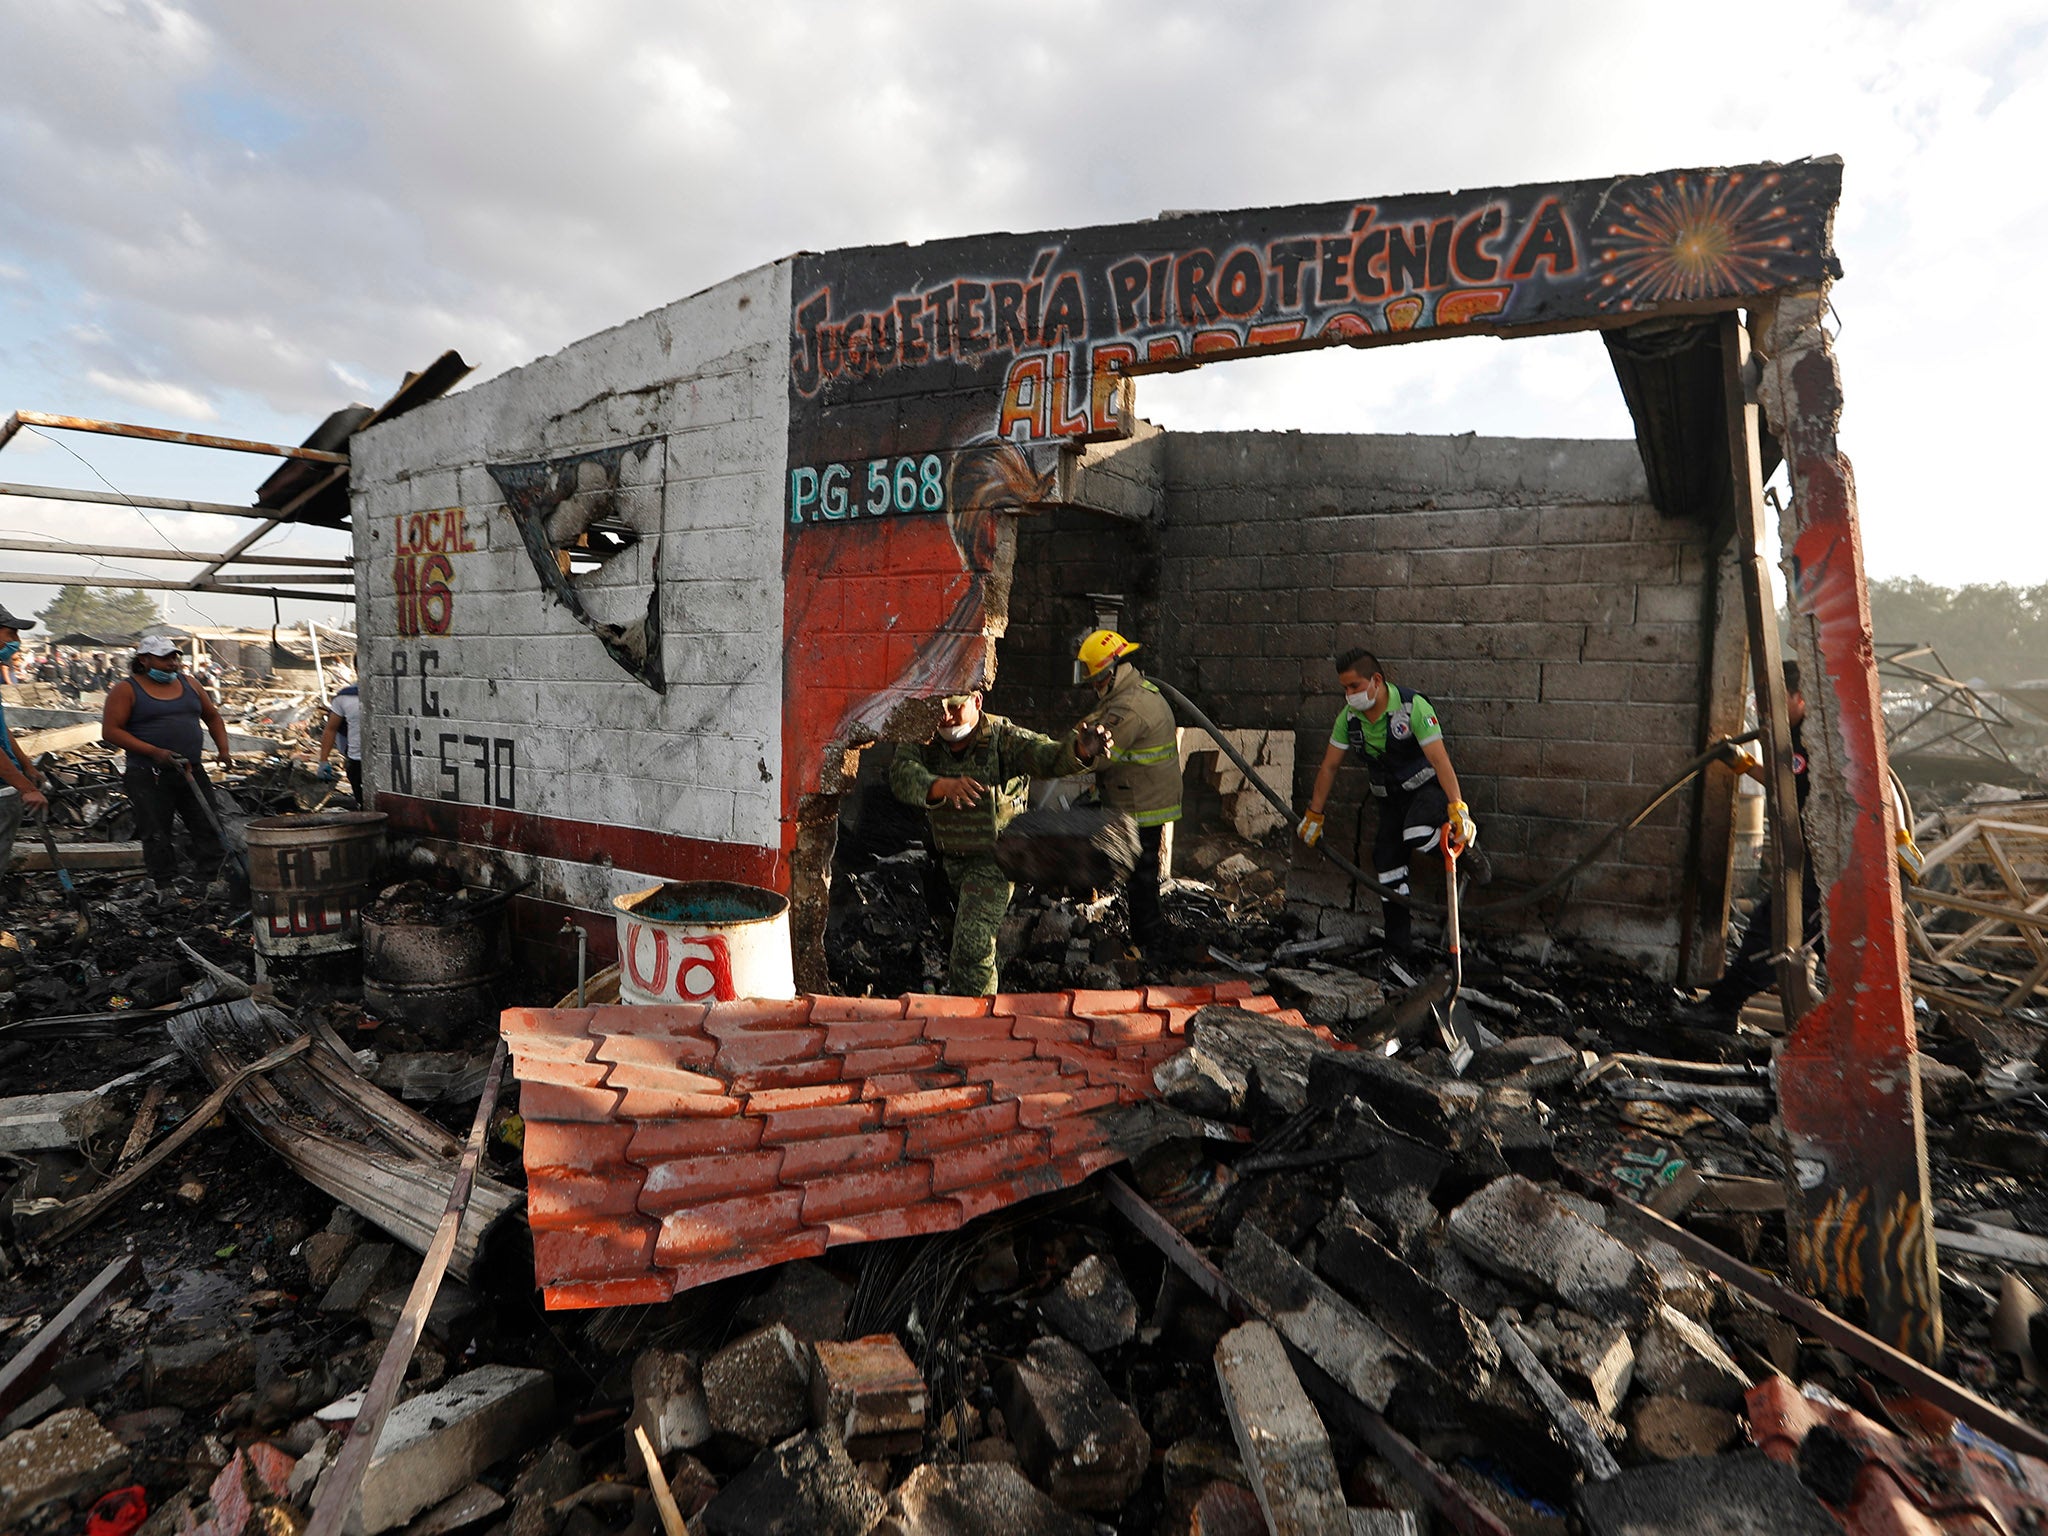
left=1433, top=820, right=1495, bottom=1074
left=172, top=757, right=249, bottom=887
left=36, top=805, right=92, bottom=939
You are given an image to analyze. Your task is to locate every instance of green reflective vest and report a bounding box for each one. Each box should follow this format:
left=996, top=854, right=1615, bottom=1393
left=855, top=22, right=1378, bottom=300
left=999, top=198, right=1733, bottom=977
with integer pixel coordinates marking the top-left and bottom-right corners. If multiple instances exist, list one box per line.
left=1082, top=665, right=1181, bottom=827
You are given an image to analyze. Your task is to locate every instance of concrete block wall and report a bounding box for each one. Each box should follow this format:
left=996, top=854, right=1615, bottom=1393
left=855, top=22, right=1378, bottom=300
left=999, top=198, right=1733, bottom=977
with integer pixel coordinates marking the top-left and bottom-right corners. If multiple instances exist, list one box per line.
left=1154, top=431, right=1708, bottom=974
left=349, top=260, right=796, bottom=945
left=995, top=502, right=1159, bottom=735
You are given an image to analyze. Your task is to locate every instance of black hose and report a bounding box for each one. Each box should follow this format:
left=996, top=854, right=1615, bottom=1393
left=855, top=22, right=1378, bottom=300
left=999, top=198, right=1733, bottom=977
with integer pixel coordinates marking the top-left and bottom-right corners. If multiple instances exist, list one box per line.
left=1150, top=677, right=1758, bottom=922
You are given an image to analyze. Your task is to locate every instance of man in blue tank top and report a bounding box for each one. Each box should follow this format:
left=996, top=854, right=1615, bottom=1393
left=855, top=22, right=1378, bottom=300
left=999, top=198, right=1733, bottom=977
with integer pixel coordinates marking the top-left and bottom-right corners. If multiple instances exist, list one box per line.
left=101, top=635, right=237, bottom=889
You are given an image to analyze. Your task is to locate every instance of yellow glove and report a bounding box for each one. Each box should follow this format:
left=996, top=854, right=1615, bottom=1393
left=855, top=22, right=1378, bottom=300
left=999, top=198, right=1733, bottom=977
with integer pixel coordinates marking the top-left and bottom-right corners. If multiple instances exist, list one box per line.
left=1298, top=810, right=1325, bottom=847
left=1448, top=800, right=1478, bottom=851
left=1896, top=828, right=1926, bottom=883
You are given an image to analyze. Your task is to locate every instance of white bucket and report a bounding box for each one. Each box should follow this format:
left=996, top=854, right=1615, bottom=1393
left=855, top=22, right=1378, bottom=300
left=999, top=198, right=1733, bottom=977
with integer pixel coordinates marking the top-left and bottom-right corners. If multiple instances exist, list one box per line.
left=612, top=881, right=796, bottom=1005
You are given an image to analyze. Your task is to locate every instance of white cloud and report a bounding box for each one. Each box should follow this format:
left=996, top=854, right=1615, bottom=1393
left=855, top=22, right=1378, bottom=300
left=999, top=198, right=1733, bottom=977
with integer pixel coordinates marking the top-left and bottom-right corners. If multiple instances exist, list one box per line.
left=0, top=0, right=2038, bottom=588
left=83, top=368, right=219, bottom=421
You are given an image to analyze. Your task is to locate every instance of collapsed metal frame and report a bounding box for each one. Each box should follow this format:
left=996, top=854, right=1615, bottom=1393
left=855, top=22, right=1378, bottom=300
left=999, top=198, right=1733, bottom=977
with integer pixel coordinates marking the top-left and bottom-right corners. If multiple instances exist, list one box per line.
left=1879, top=641, right=2019, bottom=769
left=0, top=409, right=356, bottom=605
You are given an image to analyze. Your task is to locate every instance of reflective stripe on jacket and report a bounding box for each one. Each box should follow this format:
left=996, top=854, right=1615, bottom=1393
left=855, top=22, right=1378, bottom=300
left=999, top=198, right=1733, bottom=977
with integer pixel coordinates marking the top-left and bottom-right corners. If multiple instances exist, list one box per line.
left=1083, top=665, right=1181, bottom=827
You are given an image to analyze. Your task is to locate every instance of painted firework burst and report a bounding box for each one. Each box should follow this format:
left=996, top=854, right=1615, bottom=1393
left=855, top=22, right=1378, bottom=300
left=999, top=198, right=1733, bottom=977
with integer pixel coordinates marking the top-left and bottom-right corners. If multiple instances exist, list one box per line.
left=1592, top=170, right=1798, bottom=309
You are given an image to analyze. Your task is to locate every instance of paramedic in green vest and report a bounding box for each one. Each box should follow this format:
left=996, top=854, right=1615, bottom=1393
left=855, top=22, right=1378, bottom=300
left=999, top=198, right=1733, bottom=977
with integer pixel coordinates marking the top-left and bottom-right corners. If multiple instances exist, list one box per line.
left=890, top=687, right=1106, bottom=996
left=1298, top=648, right=1477, bottom=957
left=1075, top=629, right=1180, bottom=955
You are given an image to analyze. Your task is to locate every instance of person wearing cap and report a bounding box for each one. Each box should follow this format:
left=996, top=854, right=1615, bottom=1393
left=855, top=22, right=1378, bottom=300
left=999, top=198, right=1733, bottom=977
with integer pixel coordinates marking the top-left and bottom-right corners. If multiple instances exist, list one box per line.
left=0, top=602, right=52, bottom=889
left=1298, top=647, right=1474, bottom=958
left=101, top=636, right=236, bottom=889
left=1074, top=629, right=1181, bottom=956
left=889, top=687, right=1108, bottom=996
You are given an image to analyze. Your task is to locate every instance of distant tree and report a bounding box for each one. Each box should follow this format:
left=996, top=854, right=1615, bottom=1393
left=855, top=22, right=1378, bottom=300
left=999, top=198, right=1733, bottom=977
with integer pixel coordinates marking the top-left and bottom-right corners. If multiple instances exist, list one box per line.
left=1867, top=579, right=2048, bottom=685
left=96, top=587, right=163, bottom=634
left=33, top=584, right=161, bottom=637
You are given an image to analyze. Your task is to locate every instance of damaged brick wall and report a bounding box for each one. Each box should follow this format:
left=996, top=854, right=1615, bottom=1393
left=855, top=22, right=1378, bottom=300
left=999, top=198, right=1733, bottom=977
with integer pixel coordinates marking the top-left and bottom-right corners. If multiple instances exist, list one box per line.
left=1154, top=431, right=1710, bottom=973
left=995, top=504, right=1159, bottom=735
left=350, top=261, right=795, bottom=962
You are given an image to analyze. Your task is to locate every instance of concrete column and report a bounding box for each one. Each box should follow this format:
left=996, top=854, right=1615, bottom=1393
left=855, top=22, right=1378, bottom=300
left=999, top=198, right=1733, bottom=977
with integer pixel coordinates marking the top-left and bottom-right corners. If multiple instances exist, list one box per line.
left=1753, top=293, right=1940, bottom=1362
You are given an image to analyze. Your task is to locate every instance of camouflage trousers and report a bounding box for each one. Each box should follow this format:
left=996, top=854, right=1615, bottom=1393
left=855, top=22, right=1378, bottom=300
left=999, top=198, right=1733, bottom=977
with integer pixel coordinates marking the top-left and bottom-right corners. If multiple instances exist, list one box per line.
left=941, top=854, right=1015, bottom=997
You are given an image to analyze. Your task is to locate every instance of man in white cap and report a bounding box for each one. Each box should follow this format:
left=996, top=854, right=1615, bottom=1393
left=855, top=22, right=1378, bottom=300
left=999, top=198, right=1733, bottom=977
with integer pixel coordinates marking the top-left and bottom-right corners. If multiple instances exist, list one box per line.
left=0, top=601, right=51, bottom=891
left=102, top=634, right=236, bottom=889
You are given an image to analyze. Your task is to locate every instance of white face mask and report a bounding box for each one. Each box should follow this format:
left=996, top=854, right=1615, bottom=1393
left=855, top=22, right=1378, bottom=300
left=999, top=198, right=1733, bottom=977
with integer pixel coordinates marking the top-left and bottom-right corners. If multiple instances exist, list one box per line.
left=1345, top=688, right=1376, bottom=712
left=938, top=719, right=975, bottom=742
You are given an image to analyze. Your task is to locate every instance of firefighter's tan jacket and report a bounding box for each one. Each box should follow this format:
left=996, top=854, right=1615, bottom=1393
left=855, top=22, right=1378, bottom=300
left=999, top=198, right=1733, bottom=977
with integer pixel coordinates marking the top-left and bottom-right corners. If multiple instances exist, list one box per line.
left=1080, top=664, right=1181, bottom=827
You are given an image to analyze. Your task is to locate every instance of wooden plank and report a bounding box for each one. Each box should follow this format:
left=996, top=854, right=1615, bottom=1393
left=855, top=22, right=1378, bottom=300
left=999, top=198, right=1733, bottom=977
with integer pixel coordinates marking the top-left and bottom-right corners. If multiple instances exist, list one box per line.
left=1722, top=312, right=1814, bottom=1024
left=115, top=1083, right=166, bottom=1169
left=8, top=841, right=144, bottom=873
left=40, top=1035, right=312, bottom=1244
left=303, top=1041, right=510, bottom=1536
left=1934, top=1226, right=2048, bottom=1269
left=1678, top=537, right=1751, bottom=987
left=1909, top=885, right=2048, bottom=933
left=0, top=1255, right=141, bottom=1418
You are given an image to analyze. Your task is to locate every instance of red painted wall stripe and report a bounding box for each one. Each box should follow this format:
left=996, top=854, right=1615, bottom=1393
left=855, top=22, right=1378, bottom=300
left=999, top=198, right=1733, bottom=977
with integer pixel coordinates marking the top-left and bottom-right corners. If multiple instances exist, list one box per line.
left=377, top=794, right=788, bottom=891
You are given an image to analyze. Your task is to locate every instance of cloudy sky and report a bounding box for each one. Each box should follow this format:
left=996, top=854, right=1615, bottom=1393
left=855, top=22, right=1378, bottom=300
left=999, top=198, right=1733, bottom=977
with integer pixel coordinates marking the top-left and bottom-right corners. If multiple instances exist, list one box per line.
left=0, top=0, right=2041, bottom=633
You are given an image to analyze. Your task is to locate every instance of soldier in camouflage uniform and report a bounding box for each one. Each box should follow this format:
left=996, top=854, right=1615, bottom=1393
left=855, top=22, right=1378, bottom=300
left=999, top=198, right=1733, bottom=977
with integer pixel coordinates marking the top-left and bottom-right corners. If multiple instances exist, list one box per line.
left=890, top=687, right=1105, bottom=996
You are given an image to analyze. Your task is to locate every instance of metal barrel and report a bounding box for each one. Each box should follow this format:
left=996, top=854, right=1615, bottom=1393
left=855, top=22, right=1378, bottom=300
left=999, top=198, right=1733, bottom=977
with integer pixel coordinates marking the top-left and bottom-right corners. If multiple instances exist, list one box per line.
left=613, top=881, right=795, bottom=1005
left=363, top=909, right=501, bottom=1029
left=245, top=811, right=387, bottom=958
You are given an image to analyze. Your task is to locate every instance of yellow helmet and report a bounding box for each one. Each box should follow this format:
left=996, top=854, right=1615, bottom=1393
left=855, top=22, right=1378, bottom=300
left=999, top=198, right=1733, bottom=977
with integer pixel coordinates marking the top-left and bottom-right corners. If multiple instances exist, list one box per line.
left=1077, top=629, right=1139, bottom=678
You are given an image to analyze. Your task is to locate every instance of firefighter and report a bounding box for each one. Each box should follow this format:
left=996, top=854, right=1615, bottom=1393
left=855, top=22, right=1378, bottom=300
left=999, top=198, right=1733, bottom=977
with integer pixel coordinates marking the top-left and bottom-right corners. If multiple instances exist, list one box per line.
left=889, top=687, right=1106, bottom=996
left=1298, top=647, right=1475, bottom=957
left=1075, top=629, right=1180, bottom=955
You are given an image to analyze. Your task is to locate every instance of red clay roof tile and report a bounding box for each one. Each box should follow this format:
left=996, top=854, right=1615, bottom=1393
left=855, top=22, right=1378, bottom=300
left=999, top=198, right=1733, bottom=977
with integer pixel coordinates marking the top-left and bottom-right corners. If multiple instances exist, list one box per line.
left=640, top=1150, right=787, bottom=1213
left=534, top=1216, right=659, bottom=1281
left=659, top=1233, right=829, bottom=1294
left=947, top=1162, right=1070, bottom=1224
left=1067, top=988, right=1148, bottom=1013
left=654, top=1190, right=811, bottom=1264
left=544, top=1276, right=676, bottom=1309
left=702, top=999, right=815, bottom=1033
left=505, top=983, right=1332, bottom=1309
left=520, top=1082, right=626, bottom=1123
left=878, top=1083, right=990, bottom=1122
left=711, top=1028, right=831, bottom=1072
left=755, top=1100, right=885, bottom=1142
left=776, top=1128, right=907, bottom=1184
left=938, top=1034, right=1039, bottom=1068
left=1210, top=980, right=1255, bottom=1001
left=800, top=1163, right=935, bottom=1224
left=728, top=1058, right=846, bottom=1093
left=625, top=1116, right=765, bottom=1162
left=902, top=994, right=992, bottom=1018
left=990, top=992, right=1072, bottom=1016
left=1010, top=1014, right=1089, bottom=1044
left=821, top=1016, right=931, bottom=1052
left=900, top=1099, right=1021, bottom=1157
left=926, top=1130, right=1052, bottom=1193
left=1014, top=1085, right=1121, bottom=1126
left=511, top=1055, right=613, bottom=1088
left=613, top=1088, right=745, bottom=1120
left=601, top=1061, right=730, bottom=1095
left=807, top=995, right=909, bottom=1021
left=745, top=1082, right=863, bottom=1115
left=834, top=1043, right=945, bottom=1078
left=588, top=1002, right=708, bottom=1036
left=823, top=1201, right=964, bottom=1245
left=1083, top=1011, right=1168, bottom=1047
left=529, top=1171, right=648, bottom=1229
left=591, top=1030, right=720, bottom=1068
left=525, top=1120, right=637, bottom=1173
left=1145, top=985, right=1220, bottom=1008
